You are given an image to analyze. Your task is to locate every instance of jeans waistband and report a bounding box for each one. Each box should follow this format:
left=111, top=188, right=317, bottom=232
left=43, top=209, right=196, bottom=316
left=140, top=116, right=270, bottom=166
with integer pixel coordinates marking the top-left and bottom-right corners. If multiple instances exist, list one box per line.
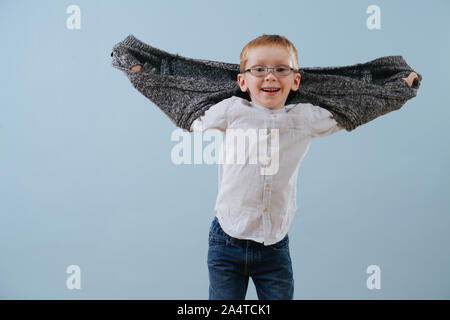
left=212, top=216, right=281, bottom=248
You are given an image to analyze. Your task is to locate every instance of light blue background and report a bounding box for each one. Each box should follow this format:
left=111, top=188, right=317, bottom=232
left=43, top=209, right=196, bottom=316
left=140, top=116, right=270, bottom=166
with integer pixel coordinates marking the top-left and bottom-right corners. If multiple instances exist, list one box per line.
left=0, top=0, right=449, bottom=299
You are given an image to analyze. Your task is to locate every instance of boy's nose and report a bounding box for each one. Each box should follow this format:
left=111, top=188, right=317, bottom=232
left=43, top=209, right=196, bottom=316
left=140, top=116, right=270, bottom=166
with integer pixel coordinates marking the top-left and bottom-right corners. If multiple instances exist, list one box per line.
left=264, top=70, right=277, bottom=79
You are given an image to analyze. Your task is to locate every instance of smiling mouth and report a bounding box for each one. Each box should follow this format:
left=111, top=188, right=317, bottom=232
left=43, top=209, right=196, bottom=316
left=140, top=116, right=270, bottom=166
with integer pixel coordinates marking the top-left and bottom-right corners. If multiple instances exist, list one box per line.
left=261, top=88, right=280, bottom=95
left=261, top=88, right=280, bottom=92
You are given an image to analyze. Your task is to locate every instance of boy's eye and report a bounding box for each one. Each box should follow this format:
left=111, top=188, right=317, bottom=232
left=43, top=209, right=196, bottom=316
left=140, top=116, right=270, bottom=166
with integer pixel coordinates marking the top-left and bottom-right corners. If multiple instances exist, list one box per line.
left=276, top=65, right=291, bottom=71
left=249, top=65, right=292, bottom=76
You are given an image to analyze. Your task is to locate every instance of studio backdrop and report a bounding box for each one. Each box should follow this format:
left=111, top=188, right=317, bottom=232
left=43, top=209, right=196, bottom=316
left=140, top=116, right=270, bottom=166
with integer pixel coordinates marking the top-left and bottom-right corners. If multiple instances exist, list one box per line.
left=0, top=0, right=449, bottom=299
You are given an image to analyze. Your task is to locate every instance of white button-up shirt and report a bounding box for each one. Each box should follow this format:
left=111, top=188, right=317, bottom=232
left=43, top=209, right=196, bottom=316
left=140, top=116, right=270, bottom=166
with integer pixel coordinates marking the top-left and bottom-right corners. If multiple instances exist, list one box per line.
left=190, top=96, right=343, bottom=245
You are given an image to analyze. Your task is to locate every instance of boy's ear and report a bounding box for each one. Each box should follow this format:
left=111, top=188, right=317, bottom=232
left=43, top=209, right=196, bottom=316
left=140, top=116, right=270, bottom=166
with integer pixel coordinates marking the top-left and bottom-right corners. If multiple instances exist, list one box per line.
left=291, top=72, right=301, bottom=91
left=237, top=73, right=248, bottom=92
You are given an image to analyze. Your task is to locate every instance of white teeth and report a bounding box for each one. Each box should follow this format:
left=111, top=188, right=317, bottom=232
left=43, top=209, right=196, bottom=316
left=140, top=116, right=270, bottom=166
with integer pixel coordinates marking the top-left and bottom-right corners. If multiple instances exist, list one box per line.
left=262, top=88, right=279, bottom=92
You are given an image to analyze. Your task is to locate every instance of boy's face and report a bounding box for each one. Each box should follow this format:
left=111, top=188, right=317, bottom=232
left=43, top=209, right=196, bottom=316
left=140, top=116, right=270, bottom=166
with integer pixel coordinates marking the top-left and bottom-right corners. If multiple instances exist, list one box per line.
left=237, top=45, right=301, bottom=110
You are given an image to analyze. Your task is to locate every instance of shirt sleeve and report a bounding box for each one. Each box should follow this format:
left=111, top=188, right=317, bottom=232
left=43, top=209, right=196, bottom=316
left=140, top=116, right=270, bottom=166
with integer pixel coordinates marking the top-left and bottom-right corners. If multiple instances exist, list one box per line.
left=308, top=104, right=343, bottom=138
left=190, top=98, right=231, bottom=132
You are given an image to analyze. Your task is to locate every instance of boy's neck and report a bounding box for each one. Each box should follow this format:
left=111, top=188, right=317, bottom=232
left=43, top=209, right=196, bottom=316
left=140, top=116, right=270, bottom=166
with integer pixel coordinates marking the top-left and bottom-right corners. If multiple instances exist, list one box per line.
left=250, top=100, right=286, bottom=112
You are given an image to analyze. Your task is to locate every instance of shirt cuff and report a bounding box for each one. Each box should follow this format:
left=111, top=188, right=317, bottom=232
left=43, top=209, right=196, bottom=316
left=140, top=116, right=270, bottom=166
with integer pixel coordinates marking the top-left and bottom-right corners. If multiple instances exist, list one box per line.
left=190, top=118, right=203, bottom=132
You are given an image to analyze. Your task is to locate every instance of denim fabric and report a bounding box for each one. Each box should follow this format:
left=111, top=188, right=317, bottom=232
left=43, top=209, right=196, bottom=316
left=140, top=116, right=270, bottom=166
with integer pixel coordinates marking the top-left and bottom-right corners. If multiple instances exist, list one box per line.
left=207, top=217, right=294, bottom=300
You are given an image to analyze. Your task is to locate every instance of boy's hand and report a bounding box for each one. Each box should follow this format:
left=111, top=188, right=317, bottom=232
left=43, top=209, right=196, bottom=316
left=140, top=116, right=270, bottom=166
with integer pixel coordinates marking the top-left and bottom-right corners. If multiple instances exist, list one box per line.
left=402, top=72, right=418, bottom=87
left=131, top=64, right=142, bottom=72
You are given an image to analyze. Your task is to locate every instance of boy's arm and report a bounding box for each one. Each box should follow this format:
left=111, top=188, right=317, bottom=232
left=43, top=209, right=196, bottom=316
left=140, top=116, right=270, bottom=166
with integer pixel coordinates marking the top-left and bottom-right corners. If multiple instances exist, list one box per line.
left=188, top=98, right=231, bottom=132
left=308, top=104, right=344, bottom=138
left=288, top=56, right=422, bottom=132
left=111, top=34, right=238, bottom=131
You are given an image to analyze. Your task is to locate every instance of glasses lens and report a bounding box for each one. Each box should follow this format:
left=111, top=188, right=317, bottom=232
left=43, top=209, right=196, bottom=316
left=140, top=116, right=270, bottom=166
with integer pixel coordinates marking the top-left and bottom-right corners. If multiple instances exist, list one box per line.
left=274, top=65, right=291, bottom=76
left=250, top=65, right=292, bottom=77
left=250, top=66, right=267, bottom=77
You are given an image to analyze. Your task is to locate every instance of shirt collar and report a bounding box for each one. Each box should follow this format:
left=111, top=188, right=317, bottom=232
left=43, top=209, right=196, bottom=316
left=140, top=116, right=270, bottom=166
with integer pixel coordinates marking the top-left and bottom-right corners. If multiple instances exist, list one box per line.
left=249, top=101, right=288, bottom=114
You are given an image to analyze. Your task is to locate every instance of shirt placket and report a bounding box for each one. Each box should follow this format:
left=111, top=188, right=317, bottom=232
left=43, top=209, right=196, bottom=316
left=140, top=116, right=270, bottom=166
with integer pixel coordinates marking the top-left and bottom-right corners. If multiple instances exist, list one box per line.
left=262, top=111, right=278, bottom=244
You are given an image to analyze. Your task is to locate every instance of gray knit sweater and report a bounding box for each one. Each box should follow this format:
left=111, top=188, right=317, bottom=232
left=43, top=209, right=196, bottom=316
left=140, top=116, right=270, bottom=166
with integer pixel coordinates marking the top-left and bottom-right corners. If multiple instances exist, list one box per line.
left=110, top=34, right=422, bottom=132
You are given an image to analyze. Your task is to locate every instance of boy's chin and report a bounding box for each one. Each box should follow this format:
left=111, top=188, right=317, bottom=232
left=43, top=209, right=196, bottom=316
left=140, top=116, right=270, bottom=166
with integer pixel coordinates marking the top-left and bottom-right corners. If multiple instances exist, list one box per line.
left=257, top=94, right=288, bottom=104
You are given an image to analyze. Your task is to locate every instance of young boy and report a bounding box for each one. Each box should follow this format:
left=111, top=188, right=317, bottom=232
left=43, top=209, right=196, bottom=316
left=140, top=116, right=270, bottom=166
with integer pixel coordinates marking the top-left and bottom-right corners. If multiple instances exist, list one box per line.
left=128, top=34, right=418, bottom=300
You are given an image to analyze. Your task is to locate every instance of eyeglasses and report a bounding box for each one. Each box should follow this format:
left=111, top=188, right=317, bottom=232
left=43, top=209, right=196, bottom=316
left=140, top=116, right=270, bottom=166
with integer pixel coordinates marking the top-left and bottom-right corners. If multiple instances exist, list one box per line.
left=242, top=65, right=298, bottom=77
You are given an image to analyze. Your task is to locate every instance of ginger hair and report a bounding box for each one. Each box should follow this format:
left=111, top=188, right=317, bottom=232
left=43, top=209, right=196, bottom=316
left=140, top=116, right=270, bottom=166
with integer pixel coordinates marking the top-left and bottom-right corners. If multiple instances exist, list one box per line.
left=239, top=34, right=299, bottom=73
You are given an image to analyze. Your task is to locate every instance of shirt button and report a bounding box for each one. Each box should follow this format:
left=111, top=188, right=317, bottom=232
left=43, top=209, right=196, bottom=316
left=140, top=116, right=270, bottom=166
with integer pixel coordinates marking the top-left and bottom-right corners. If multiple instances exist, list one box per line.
left=263, top=207, right=268, bottom=212
left=272, top=114, right=277, bottom=118
left=270, top=111, right=274, bottom=114
left=266, top=183, right=270, bottom=187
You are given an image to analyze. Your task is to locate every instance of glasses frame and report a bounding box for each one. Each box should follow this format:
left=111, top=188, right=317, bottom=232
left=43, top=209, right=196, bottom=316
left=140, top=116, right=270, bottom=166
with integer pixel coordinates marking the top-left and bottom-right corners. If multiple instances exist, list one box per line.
left=242, top=64, right=299, bottom=77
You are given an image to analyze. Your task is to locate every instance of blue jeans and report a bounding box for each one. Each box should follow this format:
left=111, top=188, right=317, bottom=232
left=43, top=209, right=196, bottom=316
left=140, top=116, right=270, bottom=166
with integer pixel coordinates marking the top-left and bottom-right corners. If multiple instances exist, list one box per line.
left=207, top=217, right=294, bottom=300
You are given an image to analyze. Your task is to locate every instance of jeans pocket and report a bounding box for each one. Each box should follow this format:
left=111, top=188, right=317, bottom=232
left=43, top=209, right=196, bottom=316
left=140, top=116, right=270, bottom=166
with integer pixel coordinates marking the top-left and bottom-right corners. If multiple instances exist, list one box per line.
left=208, top=217, right=229, bottom=250
left=208, top=235, right=228, bottom=250
left=268, top=235, right=289, bottom=252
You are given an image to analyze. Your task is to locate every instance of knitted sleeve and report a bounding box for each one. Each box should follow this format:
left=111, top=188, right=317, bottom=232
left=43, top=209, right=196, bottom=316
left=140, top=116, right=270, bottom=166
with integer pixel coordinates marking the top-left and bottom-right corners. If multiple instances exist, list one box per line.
left=290, top=56, right=422, bottom=131
left=111, top=34, right=422, bottom=132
